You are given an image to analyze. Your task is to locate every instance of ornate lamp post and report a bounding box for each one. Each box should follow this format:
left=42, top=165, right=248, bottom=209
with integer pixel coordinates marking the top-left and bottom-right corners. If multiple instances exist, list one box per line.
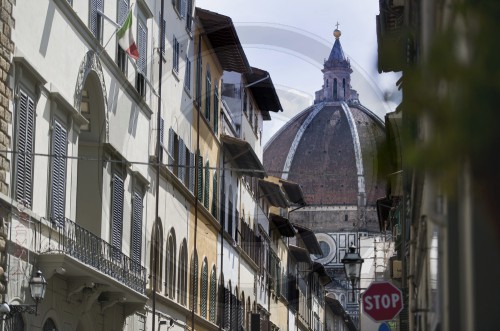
left=0, top=270, right=47, bottom=317
left=341, top=244, right=364, bottom=296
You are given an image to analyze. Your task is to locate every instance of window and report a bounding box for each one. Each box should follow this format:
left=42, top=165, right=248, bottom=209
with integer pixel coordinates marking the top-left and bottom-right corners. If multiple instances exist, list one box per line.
left=160, top=17, right=166, bottom=57
left=173, top=36, right=180, bottom=73
left=178, top=138, right=186, bottom=183
left=117, top=0, right=129, bottom=73
left=209, top=267, right=217, bottom=322
left=178, top=240, right=188, bottom=305
left=50, top=120, right=67, bottom=226
left=166, top=230, right=176, bottom=299
left=131, top=191, right=143, bottom=271
left=136, top=20, right=147, bottom=97
left=186, top=0, right=193, bottom=32
left=205, top=67, right=211, bottom=120
left=204, top=161, right=210, bottom=208
left=90, top=0, right=104, bottom=42
left=111, top=173, right=124, bottom=259
left=190, top=251, right=199, bottom=313
left=42, top=318, right=58, bottom=331
left=211, top=172, right=218, bottom=219
left=333, top=78, right=338, bottom=100
left=200, top=258, right=208, bottom=318
left=343, top=78, right=346, bottom=99
left=195, top=36, right=202, bottom=105
left=168, top=128, right=175, bottom=172
left=184, top=56, right=191, bottom=91
left=150, top=219, right=163, bottom=291
left=15, top=90, right=35, bottom=208
left=197, top=153, right=203, bottom=202
left=213, top=82, right=219, bottom=134
left=172, top=0, right=186, bottom=17
left=188, top=151, right=195, bottom=193
left=243, top=90, right=247, bottom=114
left=249, top=103, right=253, bottom=127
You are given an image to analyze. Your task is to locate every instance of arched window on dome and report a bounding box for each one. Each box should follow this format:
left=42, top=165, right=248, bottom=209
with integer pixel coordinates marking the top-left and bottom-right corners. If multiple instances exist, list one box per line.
left=326, top=79, right=329, bottom=88
left=333, top=78, right=338, bottom=100
left=343, top=78, right=346, bottom=99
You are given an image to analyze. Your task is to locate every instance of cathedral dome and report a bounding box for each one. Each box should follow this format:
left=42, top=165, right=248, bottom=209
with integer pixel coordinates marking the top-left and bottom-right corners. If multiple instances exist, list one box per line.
left=263, top=30, right=386, bottom=233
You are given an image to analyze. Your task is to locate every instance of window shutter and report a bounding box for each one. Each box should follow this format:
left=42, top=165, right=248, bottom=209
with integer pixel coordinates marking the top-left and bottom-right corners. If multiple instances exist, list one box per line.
left=204, top=161, right=210, bottom=208
left=220, top=191, right=225, bottom=227
left=137, top=21, right=147, bottom=74
left=200, top=261, right=208, bottom=318
left=196, top=37, right=202, bottom=105
left=205, top=71, right=211, bottom=120
left=228, top=200, right=233, bottom=238
left=191, top=253, right=199, bottom=313
left=160, top=117, right=165, bottom=146
left=131, top=191, right=143, bottom=268
left=160, top=17, right=166, bottom=56
left=178, top=139, right=186, bottom=184
left=238, top=298, right=244, bottom=331
left=224, top=287, right=230, bottom=329
left=209, top=268, right=217, bottom=322
left=173, top=37, right=180, bottom=72
left=211, top=173, right=218, bottom=219
left=90, top=0, right=104, bottom=39
left=234, top=210, right=239, bottom=242
left=214, top=84, right=219, bottom=134
left=184, top=57, right=191, bottom=91
left=180, top=0, right=187, bottom=18
left=185, top=0, right=193, bottom=31
left=118, top=0, right=129, bottom=25
left=51, top=120, right=67, bottom=227
left=15, top=91, right=35, bottom=208
left=197, top=154, right=203, bottom=202
left=230, top=293, right=237, bottom=330
left=168, top=128, right=175, bottom=171
left=111, top=174, right=124, bottom=260
left=189, top=152, right=195, bottom=193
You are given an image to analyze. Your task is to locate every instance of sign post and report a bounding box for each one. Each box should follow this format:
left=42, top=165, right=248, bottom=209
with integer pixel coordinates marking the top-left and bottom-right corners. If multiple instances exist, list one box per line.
left=362, top=281, right=403, bottom=322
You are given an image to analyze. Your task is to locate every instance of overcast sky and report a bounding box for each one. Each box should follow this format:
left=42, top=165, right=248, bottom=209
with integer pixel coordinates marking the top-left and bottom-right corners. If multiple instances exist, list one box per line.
left=196, top=0, right=401, bottom=144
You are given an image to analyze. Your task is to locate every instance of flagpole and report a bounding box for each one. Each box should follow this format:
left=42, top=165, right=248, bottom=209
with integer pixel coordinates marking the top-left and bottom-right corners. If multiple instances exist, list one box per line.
left=152, top=0, right=165, bottom=331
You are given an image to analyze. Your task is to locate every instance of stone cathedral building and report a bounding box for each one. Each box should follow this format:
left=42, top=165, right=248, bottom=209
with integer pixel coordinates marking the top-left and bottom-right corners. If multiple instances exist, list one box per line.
left=264, top=28, right=386, bottom=300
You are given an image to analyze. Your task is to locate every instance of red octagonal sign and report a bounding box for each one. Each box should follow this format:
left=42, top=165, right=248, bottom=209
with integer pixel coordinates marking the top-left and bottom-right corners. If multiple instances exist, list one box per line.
left=362, top=281, right=403, bottom=322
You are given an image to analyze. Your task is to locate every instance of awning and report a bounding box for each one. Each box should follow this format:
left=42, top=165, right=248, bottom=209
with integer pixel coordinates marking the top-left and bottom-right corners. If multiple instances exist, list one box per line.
left=293, top=224, right=322, bottom=256
left=279, top=179, right=306, bottom=206
left=269, top=213, right=296, bottom=237
left=244, top=67, right=283, bottom=120
left=289, top=245, right=312, bottom=264
left=196, top=8, right=251, bottom=73
left=258, top=180, right=289, bottom=208
left=312, top=262, right=331, bottom=285
left=221, top=134, right=266, bottom=178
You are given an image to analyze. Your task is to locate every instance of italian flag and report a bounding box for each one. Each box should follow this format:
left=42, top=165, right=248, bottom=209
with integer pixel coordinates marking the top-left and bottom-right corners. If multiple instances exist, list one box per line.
left=117, top=9, right=139, bottom=60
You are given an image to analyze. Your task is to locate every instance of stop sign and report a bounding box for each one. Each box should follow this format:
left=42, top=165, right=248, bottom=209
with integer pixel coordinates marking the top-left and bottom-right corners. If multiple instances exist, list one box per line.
left=362, top=281, right=403, bottom=322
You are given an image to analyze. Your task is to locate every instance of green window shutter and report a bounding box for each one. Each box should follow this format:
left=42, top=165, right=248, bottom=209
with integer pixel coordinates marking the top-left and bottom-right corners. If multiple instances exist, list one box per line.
left=205, top=71, right=211, bottom=120
left=200, top=260, right=208, bottom=318
left=204, top=161, right=210, bottom=208
left=211, top=173, right=218, bottom=219
left=213, top=83, right=219, bottom=134
left=209, top=268, right=217, bottom=323
left=197, top=154, right=203, bottom=202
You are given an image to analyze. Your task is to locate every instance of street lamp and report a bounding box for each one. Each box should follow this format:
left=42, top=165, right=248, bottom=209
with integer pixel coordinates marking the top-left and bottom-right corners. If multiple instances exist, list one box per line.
left=341, top=244, right=364, bottom=296
left=0, top=270, right=47, bottom=318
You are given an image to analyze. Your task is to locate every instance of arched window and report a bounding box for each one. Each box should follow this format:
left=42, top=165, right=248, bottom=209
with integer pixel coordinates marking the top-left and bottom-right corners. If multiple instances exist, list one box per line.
left=204, top=160, right=210, bottom=208
left=190, top=250, right=199, bottom=313
left=326, top=79, right=329, bottom=87
left=211, top=171, right=218, bottom=219
left=200, top=258, right=209, bottom=318
left=217, top=273, right=225, bottom=326
left=246, top=297, right=251, bottom=331
left=178, top=239, right=188, bottom=306
left=209, top=266, right=217, bottom=323
left=228, top=185, right=233, bottom=237
left=166, top=229, right=176, bottom=299
left=150, top=218, right=163, bottom=291
left=333, top=78, right=338, bottom=100
left=43, top=318, right=58, bottom=331
left=343, top=78, right=346, bottom=99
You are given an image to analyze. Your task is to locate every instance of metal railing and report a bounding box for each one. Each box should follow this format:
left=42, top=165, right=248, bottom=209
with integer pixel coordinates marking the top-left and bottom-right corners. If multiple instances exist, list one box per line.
left=44, top=217, right=147, bottom=294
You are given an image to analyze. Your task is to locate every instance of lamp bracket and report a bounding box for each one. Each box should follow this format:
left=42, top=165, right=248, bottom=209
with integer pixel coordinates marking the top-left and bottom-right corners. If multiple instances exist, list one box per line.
left=1, top=304, right=37, bottom=320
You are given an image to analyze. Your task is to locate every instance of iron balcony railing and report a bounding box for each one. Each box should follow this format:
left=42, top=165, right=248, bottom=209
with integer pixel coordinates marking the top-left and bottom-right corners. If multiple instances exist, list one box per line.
left=44, top=217, right=147, bottom=294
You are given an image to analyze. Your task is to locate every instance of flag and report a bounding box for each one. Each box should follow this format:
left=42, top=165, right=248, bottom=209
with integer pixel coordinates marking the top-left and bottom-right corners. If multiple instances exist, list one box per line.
left=117, top=8, right=139, bottom=60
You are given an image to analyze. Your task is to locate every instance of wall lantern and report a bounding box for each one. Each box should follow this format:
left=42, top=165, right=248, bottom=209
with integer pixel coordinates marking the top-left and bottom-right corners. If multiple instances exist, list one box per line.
left=0, top=270, right=47, bottom=318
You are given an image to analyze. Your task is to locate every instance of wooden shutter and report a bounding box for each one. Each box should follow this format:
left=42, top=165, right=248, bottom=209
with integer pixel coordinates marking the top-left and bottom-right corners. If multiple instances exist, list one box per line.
left=118, top=0, right=129, bottom=25
left=228, top=200, right=233, bottom=238
left=111, top=174, right=124, bottom=259
left=185, top=0, right=193, bottom=31
left=168, top=128, right=175, bottom=171
left=238, top=299, right=243, bottom=331
left=180, top=0, right=187, bottom=17
left=160, top=117, right=165, bottom=146
left=15, top=91, right=35, bottom=208
left=209, top=268, right=217, bottom=322
left=189, top=151, right=195, bottom=193
left=204, top=161, right=210, bottom=208
left=230, top=293, right=237, bottom=330
left=205, top=71, right=211, bottom=120
left=224, top=287, right=230, bottom=329
left=195, top=36, right=202, bottom=105
left=200, top=260, right=208, bottom=318
left=131, top=191, right=143, bottom=267
left=160, top=17, right=166, bottom=56
left=184, top=57, right=191, bottom=91
left=173, top=37, right=179, bottom=72
left=191, top=253, right=199, bottom=313
left=137, top=21, right=147, bottom=74
left=178, top=139, right=186, bottom=184
left=213, top=84, right=219, bottom=134
left=197, top=154, right=203, bottom=202
left=211, top=173, right=218, bottom=218
left=51, top=120, right=67, bottom=226
left=90, top=0, right=104, bottom=39
left=251, top=313, right=261, bottom=331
